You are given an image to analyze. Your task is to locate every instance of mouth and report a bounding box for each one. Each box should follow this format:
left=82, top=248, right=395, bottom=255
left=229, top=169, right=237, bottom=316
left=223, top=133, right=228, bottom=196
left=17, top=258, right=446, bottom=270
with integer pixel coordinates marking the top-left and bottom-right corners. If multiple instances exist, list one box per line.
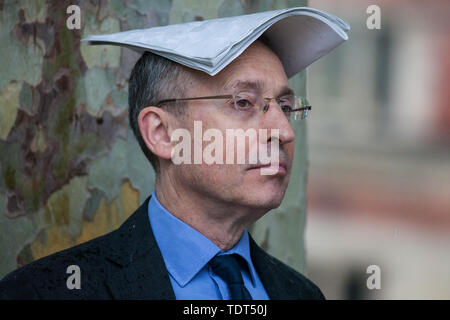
left=247, top=161, right=288, bottom=175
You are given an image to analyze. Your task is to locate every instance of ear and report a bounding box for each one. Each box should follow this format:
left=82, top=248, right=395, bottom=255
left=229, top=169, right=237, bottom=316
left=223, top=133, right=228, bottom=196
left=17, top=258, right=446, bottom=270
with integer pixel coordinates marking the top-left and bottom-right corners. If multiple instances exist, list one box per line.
left=138, top=106, right=173, bottom=162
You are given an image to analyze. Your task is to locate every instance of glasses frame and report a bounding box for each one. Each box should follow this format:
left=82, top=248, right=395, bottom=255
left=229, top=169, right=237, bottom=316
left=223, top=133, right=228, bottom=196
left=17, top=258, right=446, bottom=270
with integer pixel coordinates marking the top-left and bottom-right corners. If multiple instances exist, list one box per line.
left=156, top=94, right=312, bottom=120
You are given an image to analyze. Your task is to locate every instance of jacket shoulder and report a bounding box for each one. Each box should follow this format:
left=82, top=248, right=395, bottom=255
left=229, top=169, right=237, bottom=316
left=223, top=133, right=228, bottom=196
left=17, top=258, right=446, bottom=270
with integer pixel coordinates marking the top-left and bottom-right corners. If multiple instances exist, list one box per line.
left=266, top=253, right=325, bottom=300
left=249, top=236, right=325, bottom=300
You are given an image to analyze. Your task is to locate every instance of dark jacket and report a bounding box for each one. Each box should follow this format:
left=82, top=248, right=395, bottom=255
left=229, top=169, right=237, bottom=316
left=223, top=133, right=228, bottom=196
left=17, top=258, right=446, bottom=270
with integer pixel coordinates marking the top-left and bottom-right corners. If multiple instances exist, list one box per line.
left=0, top=196, right=325, bottom=300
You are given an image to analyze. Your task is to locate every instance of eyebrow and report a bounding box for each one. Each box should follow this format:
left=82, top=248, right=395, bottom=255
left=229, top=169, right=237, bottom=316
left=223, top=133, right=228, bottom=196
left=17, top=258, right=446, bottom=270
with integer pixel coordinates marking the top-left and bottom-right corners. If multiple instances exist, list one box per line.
left=226, top=80, right=294, bottom=98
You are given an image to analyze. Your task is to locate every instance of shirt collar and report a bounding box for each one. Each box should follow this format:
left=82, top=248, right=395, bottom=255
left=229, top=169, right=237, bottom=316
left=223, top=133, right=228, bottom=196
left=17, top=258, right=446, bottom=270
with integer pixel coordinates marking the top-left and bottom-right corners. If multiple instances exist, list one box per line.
left=148, top=190, right=258, bottom=287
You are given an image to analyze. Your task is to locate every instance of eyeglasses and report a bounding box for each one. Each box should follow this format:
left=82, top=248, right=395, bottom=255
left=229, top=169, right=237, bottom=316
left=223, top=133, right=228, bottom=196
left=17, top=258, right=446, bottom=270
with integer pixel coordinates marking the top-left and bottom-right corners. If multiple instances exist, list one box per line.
left=156, top=92, right=311, bottom=122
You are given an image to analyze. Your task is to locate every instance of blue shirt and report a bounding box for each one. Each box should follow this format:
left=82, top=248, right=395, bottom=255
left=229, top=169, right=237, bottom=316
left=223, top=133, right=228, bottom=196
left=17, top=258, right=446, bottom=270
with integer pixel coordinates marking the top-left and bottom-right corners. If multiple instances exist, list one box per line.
left=147, top=190, right=270, bottom=300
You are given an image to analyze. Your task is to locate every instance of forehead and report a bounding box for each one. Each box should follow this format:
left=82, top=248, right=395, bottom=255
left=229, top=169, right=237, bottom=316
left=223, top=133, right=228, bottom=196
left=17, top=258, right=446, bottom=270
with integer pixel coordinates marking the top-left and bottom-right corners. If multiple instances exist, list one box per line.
left=190, top=41, right=290, bottom=95
left=224, top=79, right=294, bottom=98
left=220, top=42, right=288, bottom=88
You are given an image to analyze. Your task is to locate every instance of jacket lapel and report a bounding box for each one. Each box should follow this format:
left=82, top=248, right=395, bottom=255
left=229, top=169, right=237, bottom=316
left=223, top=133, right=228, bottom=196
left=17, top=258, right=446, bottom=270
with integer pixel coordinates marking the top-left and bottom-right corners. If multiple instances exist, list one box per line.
left=104, top=196, right=176, bottom=300
left=249, top=235, right=300, bottom=300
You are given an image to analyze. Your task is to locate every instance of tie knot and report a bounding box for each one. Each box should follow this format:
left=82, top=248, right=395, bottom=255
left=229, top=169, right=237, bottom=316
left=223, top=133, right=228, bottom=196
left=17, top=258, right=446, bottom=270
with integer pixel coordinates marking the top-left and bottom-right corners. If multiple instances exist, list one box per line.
left=209, top=254, right=253, bottom=300
left=209, top=254, right=244, bottom=285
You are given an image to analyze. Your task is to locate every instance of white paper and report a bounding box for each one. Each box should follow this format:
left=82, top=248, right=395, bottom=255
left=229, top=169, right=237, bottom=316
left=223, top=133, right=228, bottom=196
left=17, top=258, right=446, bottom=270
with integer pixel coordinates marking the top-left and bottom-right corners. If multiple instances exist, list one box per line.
left=82, top=7, right=350, bottom=78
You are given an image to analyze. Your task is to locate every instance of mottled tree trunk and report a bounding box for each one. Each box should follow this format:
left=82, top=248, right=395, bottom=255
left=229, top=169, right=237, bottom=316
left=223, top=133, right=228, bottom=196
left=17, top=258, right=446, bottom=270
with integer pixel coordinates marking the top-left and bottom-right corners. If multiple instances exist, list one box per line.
left=0, top=0, right=308, bottom=279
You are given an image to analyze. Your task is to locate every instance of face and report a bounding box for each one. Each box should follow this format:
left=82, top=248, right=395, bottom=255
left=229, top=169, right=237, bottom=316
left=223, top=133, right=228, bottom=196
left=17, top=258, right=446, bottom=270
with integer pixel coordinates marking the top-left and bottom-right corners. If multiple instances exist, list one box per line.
left=169, top=41, right=295, bottom=215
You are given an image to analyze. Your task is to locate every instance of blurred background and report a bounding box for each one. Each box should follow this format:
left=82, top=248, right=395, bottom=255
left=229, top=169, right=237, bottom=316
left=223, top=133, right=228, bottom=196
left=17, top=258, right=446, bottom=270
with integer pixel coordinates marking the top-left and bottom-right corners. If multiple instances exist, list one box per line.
left=306, top=0, right=450, bottom=299
left=0, top=0, right=448, bottom=300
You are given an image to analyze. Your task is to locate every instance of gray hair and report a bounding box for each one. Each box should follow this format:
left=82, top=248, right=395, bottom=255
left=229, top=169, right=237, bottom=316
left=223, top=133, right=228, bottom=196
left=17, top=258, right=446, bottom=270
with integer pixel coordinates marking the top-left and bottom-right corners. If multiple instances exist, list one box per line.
left=128, top=52, right=190, bottom=172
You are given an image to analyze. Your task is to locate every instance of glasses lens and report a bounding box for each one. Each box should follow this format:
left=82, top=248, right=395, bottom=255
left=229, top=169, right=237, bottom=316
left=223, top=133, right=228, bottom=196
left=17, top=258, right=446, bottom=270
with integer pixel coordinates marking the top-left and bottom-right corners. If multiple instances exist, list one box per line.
left=277, top=96, right=294, bottom=118
left=292, top=97, right=310, bottom=122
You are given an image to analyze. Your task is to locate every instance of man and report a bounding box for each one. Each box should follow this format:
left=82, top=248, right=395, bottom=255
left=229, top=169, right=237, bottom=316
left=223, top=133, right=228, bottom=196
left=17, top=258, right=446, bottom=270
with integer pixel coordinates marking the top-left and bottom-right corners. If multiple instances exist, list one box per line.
left=0, top=39, right=323, bottom=300
left=0, top=7, right=350, bottom=299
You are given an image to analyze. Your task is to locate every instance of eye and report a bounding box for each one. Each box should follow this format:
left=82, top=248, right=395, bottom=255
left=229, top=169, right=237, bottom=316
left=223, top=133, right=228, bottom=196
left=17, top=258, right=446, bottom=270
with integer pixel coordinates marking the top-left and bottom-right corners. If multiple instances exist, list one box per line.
left=232, top=93, right=256, bottom=111
left=280, top=104, right=292, bottom=113
left=279, top=102, right=293, bottom=114
left=278, top=97, right=294, bottom=115
left=235, top=98, right=252, bottom=110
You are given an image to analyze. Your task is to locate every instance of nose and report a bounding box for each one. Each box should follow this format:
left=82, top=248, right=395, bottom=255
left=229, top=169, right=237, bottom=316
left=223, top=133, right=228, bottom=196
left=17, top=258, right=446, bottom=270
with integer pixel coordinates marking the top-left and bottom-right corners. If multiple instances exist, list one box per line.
left=262, top=99, right=295, bottom=146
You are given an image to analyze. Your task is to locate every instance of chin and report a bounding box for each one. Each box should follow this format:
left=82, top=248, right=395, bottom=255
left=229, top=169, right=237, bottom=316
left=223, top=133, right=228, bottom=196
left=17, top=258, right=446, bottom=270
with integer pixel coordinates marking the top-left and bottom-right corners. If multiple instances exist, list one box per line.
left=243, top=184, right=287, bottom=210
left=244, top=172, right=290, bottom=208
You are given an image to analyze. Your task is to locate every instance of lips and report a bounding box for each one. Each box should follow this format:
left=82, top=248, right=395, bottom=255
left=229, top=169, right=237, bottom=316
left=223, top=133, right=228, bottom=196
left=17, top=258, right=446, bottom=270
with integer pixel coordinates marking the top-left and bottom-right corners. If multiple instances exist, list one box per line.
left=247, top=161, right=288, bottom=174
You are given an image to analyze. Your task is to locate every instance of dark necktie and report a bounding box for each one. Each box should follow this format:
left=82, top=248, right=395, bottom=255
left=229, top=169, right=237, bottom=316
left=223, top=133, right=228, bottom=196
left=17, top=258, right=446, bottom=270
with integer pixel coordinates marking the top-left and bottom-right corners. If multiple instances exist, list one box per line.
left=209, top=254, right=253, bottom=300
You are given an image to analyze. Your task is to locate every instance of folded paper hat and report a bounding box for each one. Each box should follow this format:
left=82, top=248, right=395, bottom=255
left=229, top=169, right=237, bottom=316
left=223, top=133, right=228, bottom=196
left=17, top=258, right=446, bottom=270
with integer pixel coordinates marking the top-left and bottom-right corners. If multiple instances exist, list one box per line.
left=82, top=7, right=350, bottom=78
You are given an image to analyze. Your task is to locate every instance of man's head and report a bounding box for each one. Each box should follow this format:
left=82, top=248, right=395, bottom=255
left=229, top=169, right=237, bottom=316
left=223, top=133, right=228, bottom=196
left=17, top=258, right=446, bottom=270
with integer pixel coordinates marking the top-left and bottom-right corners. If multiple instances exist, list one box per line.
left=129, top=40, right=295, bottom=219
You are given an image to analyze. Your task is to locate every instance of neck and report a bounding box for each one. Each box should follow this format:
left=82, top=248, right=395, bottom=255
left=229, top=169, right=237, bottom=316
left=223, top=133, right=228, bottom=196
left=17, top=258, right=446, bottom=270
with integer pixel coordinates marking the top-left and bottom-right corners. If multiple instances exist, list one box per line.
left=154, top=171, right=259, bottom=251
